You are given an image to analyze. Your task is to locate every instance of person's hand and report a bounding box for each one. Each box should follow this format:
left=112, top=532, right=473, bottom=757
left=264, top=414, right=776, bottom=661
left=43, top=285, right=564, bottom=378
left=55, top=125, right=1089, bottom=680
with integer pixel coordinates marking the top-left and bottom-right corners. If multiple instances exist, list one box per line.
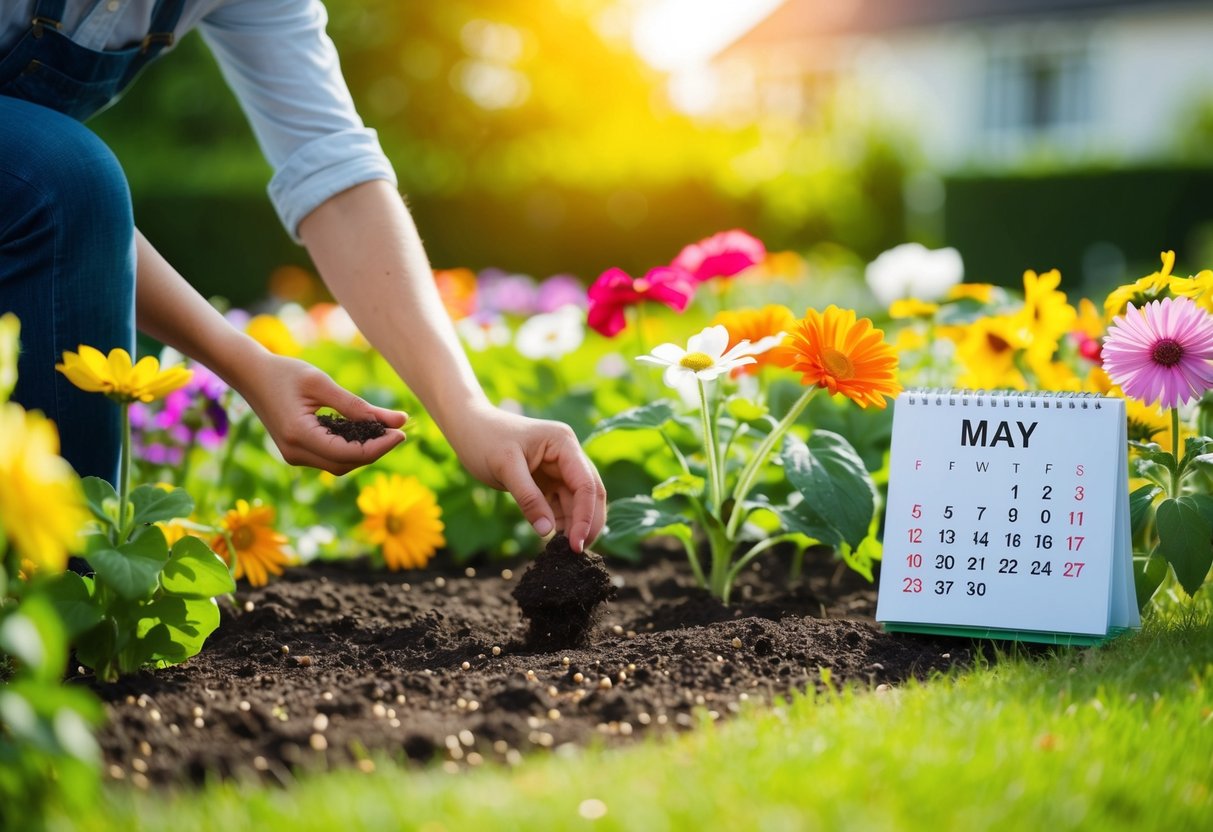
left=449, top=405, right=607, bottom=552
left=239, top=353, right=406, bottom=475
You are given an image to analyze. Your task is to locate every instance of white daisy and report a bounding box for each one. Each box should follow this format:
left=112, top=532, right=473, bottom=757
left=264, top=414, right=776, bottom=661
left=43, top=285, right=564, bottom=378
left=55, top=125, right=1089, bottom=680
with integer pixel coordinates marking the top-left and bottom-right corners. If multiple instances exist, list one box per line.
left=865, top=242, right=963, bottom=306
left=637, top=325, right=764, bottom=389
left=514, top=305, right=585, bottom=360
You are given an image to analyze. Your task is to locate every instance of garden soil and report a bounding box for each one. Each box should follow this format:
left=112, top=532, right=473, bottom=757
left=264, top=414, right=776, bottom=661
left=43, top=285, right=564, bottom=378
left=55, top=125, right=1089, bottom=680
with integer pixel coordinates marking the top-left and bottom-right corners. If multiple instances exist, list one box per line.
left=87, top=542, right=976, bottom=786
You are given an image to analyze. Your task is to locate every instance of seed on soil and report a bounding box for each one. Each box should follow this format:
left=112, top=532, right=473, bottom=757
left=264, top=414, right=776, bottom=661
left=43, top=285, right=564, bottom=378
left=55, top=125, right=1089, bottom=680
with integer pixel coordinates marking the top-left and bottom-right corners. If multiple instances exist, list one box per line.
left=131, top=758, right=148, bottom=774
left=598, top=677, right=612, bottom=690
left=459, top=730, right=475, bottom=747
left=386, top=708, right=396, bottom=720
left=323, top=691, right=334, bottom=701
left=238, top=700, right=251, bottom=712
left=402, top=583, right=411, bottom=592
left=253, top=756, right=269, bottom=771
left=548, top=708, right=561, bottom=720
left=731, top=637, right=743, bottom=649
left=395, top=694, right=406, bottom=704
left=618, top=671, right=627, bottom=682
left=525, top=669, right=536, bottom=680
left=193, top=717, right=205, bottom=729
left=637, top=712, right=651, bottom=725
left=627, top=663, right=636, bottom=672
left=313, top=714, right=329, bottom=732
left=572, top=672, right=584, bottom=684
left=612, top=624, right=624, bottom=635
left=280, top=645, right=290, bottom=655
left=389, top=718, right=400, bottom=728
left=169, top=724, right=180, bottom=736
left=309, top=733, right=328, bottom=751
left=317, top=413, right=387, bottom=443
left=149, top=709, right=161, bottom=722
left=138, top=741, right=152, bottom=757
left=243, top=600, right=255, bottom=612
left=500, top=568, right=513, bottom=580
left=435, top=577, right=446, bottom=588
left=294, top=655, right=313, bottom=667
left=461, top=661, right=471, bottom=671
left=108, top=764, right=125, bottom=780
left=131, top=773, right=150, bottom=791
left=464, top=567, right=476, bottom=578
left=467, top=752, right=484, bottom=766
left=492, top=646, right=502, bottom=656
left=561, top=656, right=571, bottom=666
left=357, top=759, right=376, bottom=773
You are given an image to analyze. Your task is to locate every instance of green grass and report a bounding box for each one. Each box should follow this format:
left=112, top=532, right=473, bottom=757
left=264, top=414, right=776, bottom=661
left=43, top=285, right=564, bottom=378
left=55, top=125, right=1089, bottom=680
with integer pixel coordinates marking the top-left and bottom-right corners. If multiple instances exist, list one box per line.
left=53, top=611, right=1213, bottom=832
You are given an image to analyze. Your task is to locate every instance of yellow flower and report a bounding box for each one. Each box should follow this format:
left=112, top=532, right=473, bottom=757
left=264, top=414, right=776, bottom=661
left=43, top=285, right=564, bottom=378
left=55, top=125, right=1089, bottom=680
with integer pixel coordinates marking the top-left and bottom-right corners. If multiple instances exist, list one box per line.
left=358, top=474, right=445, bottom=570
left=953, top=314, right=1028, bottom=390
left=1074, top=298, right=1104, bottom=340
left=212, top=500, right=291, bottom=587
left=770, top=306, right=902, bottom=409
left=158, top=519, right=200, bottom=549
left=1016, top=269, right=1076, bottom=366
left=56, top=345, right=192, bottom=404
left=1123, top=396, right=1191, bottom=452
left=889, top=298, right=939, bottom=319
left=0, top=403, right=87, bottom=573
left=246, top=314, right=302, bottom=357
left=0, top=312, right=19, bottom=402
left=946, top=283, right=997, bottom=304
left=1103, top=251, right=1179, bottom=318
left=1170, top=269, right=1213, bottom=313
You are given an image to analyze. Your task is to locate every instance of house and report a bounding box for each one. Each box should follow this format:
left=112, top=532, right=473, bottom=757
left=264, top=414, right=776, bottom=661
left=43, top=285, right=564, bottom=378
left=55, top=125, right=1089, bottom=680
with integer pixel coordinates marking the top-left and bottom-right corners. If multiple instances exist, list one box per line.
left=712, top=0, right=1213, bottom=170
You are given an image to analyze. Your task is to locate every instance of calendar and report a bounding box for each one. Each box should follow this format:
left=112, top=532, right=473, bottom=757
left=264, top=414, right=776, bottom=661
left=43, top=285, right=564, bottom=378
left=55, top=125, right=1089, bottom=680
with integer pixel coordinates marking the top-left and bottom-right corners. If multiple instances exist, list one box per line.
left=876, top=390, right=1139, bottom=645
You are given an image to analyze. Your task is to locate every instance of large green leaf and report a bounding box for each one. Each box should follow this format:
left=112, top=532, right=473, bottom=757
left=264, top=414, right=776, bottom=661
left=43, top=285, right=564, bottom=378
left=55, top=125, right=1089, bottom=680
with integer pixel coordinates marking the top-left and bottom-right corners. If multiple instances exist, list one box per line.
left=137, top=595, right=221, bottom=664
left=652, top=473, right=705, bottom=501
left=88, top=525, right=170, bottom=600
left=1133, top=551, right=1168, bottom=610
left=41, top=571, right=102, bottom=639
left=602, top=496, right=690, bottom=541
left=1129, top=483, right=1163, bottom=534
left=129, top=484, right=194, bottom=526
left=0, top=596, right=66, bottom=683
left=161, top=536, right=236, bottom=598
left=753, top=496, right=839, bottom=547
left=1155, top=496, right=1213, bottom=596
left=781, top=430, right=875, bottom=549
left=586, top=401, right=677, bottom=442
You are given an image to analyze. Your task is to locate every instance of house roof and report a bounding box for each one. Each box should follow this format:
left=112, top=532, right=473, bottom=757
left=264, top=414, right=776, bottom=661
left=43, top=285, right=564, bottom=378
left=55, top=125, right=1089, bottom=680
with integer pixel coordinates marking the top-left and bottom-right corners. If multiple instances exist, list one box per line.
left=721, top=0, right=1210, bottom=54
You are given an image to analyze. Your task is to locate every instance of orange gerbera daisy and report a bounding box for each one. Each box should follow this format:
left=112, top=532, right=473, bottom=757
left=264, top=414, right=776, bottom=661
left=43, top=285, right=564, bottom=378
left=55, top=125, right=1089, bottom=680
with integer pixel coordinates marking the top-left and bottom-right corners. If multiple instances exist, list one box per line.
left=358, top=474, right=445, bottom=570
left=771, top=305, right=902, bottom=408
left=212, top=499, right=291, bottom=587
left=711, top=305, right=795, bottom=375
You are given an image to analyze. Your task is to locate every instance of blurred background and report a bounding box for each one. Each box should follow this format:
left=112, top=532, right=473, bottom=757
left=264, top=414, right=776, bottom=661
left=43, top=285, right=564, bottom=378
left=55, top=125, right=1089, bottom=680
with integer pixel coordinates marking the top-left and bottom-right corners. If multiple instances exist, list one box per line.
left=92, top=0, right=1213, bottom=306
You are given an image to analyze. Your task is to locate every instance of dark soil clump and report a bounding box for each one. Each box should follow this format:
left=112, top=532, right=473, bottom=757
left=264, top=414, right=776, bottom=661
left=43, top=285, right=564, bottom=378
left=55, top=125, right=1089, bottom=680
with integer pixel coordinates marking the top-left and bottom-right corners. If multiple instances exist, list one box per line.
left=511, top=534, right=616, bottom=650
left=86, top=549, right=981, bottom=786
left=317, top=413, right=386, bottom=443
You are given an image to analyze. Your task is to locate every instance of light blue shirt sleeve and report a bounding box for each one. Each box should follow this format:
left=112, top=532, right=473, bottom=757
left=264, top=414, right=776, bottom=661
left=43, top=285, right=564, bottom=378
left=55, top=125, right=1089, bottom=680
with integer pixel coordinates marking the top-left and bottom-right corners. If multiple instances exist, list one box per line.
left=198, top=0, right=397, bottom=241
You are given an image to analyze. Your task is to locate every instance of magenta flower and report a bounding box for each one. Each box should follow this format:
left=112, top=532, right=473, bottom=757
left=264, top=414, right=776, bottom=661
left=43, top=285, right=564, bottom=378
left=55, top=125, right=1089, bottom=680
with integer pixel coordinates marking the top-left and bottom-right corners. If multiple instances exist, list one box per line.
left=586, top=266, right=696, bottom=338
left=1102, top=297, right=1213, bottom=409
left=671, top=230, right=766, bottom=283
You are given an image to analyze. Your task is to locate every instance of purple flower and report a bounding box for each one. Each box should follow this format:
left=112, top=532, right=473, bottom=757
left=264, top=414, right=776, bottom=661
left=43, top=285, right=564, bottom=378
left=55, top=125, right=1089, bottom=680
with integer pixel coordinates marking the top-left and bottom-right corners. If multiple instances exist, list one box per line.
left=476, top=270, right=539, bottom=317
left=1102, top=297, right=1213, bottom=409
left=535, top=274, right=586, bottom=313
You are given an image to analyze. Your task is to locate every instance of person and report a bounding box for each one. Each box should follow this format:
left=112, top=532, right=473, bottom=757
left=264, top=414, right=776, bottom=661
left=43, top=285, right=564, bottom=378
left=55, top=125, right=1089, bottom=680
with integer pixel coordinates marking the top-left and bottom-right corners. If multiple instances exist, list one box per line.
left=0, top=0, right=606, bottom=553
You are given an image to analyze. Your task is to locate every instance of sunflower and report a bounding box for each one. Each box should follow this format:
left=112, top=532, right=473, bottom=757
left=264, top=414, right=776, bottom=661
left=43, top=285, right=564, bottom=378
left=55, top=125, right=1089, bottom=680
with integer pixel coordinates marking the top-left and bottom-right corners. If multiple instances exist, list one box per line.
left=358, top=474, right=445, bottom=570
left=946, top=283, right=997, bottom=304
left=1103, top=251, right=1180, bottom=318
left=710, top=305, right=795, bottom=375
left=0, top=403, right=87, bottom=574
left=212, top=499, right=291, bottom=587
left=953, top=314, right=1028, bottom=390
left=1170, top=269, right=1213, bottom=314
left=770, top=305, right=901, bottom=408
left=888, top=298, right=940, bottom=319
left=56, top=345, right=192, bottom=404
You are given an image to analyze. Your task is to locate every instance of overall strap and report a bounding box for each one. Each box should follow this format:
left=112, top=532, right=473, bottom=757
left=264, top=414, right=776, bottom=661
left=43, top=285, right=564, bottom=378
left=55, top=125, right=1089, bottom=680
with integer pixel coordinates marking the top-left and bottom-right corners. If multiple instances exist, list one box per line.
left=142, top=0, right=188, bottom=53
left=32, top=0, right=68, bottom=36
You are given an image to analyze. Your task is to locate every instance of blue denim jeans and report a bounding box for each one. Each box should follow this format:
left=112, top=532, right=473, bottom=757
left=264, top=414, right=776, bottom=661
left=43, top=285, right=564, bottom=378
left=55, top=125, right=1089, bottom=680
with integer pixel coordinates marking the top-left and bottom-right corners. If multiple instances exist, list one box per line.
left=0, top=95, right=134, bottom=484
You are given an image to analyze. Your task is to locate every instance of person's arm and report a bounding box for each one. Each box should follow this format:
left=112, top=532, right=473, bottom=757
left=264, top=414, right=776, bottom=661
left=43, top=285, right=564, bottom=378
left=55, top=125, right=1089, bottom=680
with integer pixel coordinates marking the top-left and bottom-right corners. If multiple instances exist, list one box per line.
left=298, top=180, right=607, bottom=551
left=133, top=230, right=406, bottom=474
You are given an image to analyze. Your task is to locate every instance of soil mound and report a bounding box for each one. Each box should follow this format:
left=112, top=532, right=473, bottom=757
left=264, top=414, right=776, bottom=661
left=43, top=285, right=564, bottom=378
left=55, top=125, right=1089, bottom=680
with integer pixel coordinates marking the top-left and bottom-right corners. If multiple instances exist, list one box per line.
left=511, top=535, right=615, bottom=650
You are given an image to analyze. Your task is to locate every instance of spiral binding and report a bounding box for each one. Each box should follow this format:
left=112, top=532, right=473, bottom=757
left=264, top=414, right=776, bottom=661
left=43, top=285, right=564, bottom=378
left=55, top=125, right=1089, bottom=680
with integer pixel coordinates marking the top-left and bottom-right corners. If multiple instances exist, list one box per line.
left=902, top=389, right=1104, bottom=409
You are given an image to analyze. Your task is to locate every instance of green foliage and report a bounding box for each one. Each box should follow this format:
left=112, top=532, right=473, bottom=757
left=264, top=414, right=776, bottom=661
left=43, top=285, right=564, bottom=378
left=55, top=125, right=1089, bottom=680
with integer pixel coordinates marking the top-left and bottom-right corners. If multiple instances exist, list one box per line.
left=0, top=588, right=103, bottom=832
left=64, top=479, right=234, bottom=682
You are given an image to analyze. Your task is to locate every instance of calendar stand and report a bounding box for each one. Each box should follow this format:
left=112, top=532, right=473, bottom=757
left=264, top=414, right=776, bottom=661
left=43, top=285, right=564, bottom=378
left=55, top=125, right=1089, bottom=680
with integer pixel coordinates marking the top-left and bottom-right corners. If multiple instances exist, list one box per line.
left=876, top=390, right=1139, bottom=645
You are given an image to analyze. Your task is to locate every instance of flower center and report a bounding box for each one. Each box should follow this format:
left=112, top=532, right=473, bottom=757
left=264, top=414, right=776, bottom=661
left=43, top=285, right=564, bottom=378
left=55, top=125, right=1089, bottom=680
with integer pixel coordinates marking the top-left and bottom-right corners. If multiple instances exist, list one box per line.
left=386, top=515, right=404, bottom=535
left=231, top=526, right=255, bottom=550
left=1151, top=338, right=1184, bottom=367
left=634, top=279, right=650, bottom=293
left=821, top=348, right=855, bottom=380
left=986, top=332, right=1011, bottom=354
left=679, top=352, right=715, bottom=371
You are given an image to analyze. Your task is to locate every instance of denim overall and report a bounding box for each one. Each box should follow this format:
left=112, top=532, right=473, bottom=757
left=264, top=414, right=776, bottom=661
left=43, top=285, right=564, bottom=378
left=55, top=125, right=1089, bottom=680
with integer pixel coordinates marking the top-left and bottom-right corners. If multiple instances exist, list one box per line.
left=0, top=0, right=185, bottom=484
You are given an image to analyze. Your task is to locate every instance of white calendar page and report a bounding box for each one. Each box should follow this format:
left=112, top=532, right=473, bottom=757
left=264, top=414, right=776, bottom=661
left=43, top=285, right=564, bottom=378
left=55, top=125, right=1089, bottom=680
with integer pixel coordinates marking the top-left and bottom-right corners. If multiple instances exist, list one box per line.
left=876, top=391, right=1130, bottom=639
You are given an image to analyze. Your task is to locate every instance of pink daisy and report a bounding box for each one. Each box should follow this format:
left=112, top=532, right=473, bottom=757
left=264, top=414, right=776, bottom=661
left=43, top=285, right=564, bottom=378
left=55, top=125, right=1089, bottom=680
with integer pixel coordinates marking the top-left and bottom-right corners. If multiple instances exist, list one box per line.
left=671, top=230, right=766, bottom=283
left=1102, top=297, right=1213, bottom=409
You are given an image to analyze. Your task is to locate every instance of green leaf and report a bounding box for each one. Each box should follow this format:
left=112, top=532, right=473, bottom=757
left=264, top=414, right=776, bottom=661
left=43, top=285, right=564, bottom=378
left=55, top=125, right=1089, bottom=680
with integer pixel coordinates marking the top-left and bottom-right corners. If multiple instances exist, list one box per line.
left=587, top=401, right=677, bottom=442
left=725, top=397, right=768, bottom=423
left=89, top=525, right=170, bottom=600
left=80, top=476, right=119, bottom=529
left=1134, top=551, right=1168, bottom=610
left=652, top=473, right=705, bottom=501
left=41, top=571, right=102, bottom=639
left=781, top=430, right=876, bottom=549
left=839, top=536, right=880, bottom=583
left=1155, top=496, right=1213, bottom=596
left=129, top=484, right=194, bottom=526
left=161, top=536, right=236, bottom=598
left=602, top=496, right=690, bottom=541
left=138, top=595, right=221, bottom=664
left=761, top=498, right=840, bottom=548
left=0, top=596, right=66, bottom=683
left=1129, top=483, right=1163, bottom=533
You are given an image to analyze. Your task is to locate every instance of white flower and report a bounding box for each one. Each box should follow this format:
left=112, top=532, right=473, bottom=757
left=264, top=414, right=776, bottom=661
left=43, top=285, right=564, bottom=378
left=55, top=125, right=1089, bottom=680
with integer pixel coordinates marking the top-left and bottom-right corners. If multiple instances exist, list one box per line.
left=637, top=325, right=774, bottom=389
left=456, top=315, right=511, bottom=351
left=514, top=305, right=584, bottom=360
left=865, top=243, right=963, bottom=307
left=316, top=305, right=362, bottom=345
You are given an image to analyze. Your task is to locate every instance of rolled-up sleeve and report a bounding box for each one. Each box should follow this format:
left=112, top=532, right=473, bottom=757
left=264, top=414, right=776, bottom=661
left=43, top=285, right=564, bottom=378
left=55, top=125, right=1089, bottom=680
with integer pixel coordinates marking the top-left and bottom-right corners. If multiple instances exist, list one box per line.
left=199, top=0, right=397, bottom=240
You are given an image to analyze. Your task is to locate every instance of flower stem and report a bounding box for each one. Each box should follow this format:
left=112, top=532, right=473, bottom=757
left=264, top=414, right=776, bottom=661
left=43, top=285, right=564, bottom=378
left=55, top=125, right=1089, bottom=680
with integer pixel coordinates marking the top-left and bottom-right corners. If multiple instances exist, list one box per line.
left=726, top=385, right=816, bottom=538
left=119, top=403, right=132, bottom=541
left=1171, top=406, right=1181, bottom=497
left=697, top=379, right=723, bottom=513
